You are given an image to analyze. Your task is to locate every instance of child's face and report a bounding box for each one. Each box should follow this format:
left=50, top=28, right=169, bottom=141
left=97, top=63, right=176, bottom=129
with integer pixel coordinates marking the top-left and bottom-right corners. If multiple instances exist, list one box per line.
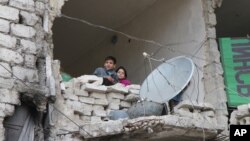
left=104, top=60, right=115, bottom=70
left=117, top=69, right=125, bottom=80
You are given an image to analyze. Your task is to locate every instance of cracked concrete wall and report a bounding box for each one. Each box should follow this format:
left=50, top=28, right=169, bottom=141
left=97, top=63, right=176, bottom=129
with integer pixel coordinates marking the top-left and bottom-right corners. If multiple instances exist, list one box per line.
left=50, top=75, right=140, bottom=141
left=0, top=0, right=229, bottom=140
left=0, top=0, right=66, bottom=140
left=202, top=0, right=228, bottom=134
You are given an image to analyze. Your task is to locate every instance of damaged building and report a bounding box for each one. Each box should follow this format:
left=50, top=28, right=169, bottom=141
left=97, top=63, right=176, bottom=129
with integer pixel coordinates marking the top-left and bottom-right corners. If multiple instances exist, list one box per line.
left=0, top=0, right=250, bottom=141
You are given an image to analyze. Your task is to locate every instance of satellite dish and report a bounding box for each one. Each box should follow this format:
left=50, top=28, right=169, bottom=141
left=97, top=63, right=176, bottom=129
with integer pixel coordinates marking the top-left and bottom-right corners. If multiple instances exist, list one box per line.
left=140, top=56, right=195, bottom=103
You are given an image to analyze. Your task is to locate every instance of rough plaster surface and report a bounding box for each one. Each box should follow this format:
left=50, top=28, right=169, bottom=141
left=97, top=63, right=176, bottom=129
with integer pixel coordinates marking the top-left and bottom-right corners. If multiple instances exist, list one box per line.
left=0, top=0, right=230, bottom=141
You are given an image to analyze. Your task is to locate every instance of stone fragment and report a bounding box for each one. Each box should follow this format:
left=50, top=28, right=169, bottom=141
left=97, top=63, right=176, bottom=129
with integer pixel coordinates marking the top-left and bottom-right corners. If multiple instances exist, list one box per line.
left=11, top=24, right=36, bottom=38
left=85, top=83, right=107, bottom=93
left=94, top=98, right=108, bottom=106
left=20, top=11, right=39, bottom=26
left=107, top=92, right=125, bottom=100
left=0, top=5, right=19, bottom=21
left=79, top=97, right=95, bottom=104
left=0, top=47, right=23, bottom=64
left=107, top=83, right=129, bottom=93
left=10, top=0, right=35, bottom=12
left=0, top=62, right=11, bottom=78
left=90, top=92, right=106, bottom=99
left=0, top=89, right=20, bottom=105
left=12, top=66, right=38, bottom=82
left=120, top=101, right=131, bottom=108
left=0, top=19, right=10, bottom=33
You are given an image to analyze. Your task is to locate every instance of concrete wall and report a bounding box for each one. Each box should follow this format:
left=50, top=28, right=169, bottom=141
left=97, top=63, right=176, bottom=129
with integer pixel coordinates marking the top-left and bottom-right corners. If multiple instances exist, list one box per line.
left=0, top=0, right=229, bottom=140
left=52, top=75, right=140, bottom=140
left=0, top=0, right=65, bottom=140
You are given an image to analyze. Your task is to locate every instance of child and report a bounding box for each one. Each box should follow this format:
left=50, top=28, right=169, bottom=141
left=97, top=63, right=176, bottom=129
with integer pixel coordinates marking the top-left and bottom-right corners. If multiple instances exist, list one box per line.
left=116, top=66, right=131, bottom=86
left=94, top=56, right=119, bottom=86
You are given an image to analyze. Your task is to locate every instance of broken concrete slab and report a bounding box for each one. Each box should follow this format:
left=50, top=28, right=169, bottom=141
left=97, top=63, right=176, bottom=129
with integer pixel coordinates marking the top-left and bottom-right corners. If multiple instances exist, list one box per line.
left=77, top=75, right=102, bottom=84
left=74, top=89, right=89, bottom=97
left=107, top=83, right=129, bottom=94
left=79, top=96, right=95, bottom=105
left=94, top=98, right=108, bottom=106
left=90, top=92, right=106, bottom=99
left=128, top=89, right=140, bottom=95
left=107, top=92, right=125, bottom=100
left=80, top=115, right=221, bottom=139
left=85, top=83, right=107, bottom=93
left=120, top=101, right=131, bottom=108
left=127, top=84, right=141, bottom=90
left=0, top=89, right=20, bottom=105
left=175, top=100, right=215, bottom=111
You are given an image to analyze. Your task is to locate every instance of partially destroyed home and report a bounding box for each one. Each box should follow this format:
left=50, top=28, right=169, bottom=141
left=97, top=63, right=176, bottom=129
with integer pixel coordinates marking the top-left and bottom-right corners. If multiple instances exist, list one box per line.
left=0, top=0, right=250, bottom=141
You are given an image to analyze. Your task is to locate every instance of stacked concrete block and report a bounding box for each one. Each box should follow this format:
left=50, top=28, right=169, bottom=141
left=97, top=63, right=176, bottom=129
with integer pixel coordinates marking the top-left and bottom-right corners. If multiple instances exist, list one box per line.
left=0, top=0, right=77, bottom=141
left=60, top=75, right=139, bottom=125
left=9, top=0, right=35, bottom=12
left=0, top=1, right=67, bottom=140
left=107, top=98, right=120, bottom=110
left=0, top=89, right=20, bottom=105
left=19, top=39, right=37, bottom=54
left=12, top=66, right=38, bottom=82
left=20, top=11, right=39, bottom=26
left=0, top=33, right=16, bottom=47
left=230, top=104, right=250, bottom=125
left=173, top=100, right=217, bottom=125
left=0, top=47, right=24, bottom=64
left=0, top=77, right=15, bottom=89
left=0, top=5, right=19, bottom=22
left=11, top=23, right=36, bottom=38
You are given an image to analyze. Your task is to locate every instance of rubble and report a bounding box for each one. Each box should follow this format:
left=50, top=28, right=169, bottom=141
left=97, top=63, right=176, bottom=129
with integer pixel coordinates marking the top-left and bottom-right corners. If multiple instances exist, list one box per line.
left=80, top=115, right=221, bottom=139
left=0, top=0, right=230, bottom=140
left=230, top=104, right=250, bottom=125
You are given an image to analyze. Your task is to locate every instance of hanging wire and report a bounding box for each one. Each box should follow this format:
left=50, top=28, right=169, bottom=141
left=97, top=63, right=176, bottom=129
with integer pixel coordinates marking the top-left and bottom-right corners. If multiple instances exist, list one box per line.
left=0, top=63, right=32, bottom=89
left=0, top=62, right=230, bottom=139
left=0, top=12, right=234, bottom=140
left=0, top=63, right=93, bottom=137
left=52, top=105, right=93, bottom=137
left=60, top=13, right=232, bottom=72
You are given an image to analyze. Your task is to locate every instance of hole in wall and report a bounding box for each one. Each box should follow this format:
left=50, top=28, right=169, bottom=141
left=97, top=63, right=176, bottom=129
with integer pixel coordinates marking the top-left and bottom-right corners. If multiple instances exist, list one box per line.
left=52, top=0, right=207, bottom=84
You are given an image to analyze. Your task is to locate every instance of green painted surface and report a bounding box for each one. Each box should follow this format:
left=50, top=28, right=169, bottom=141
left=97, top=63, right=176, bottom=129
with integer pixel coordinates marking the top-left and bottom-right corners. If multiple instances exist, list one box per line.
left=61, top=72, right=73, bottom=82
left=219, top=38, right=250, bottom=107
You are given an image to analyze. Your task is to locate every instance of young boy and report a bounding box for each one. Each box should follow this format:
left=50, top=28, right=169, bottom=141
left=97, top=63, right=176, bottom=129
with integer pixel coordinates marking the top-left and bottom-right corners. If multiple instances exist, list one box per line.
left=94, top=56, right=119, bottom=86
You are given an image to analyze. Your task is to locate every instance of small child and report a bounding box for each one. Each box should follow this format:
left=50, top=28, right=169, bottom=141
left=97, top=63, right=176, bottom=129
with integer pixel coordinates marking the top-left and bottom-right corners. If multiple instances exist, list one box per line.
left=94, top=56, right=119, bottom=86
left=116, top=66, right=131, bottom=86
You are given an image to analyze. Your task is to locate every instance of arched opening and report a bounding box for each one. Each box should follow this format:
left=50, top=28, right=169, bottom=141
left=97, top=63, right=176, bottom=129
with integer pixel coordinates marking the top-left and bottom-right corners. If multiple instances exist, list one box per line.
left=53, top=0, right=206, bottom=84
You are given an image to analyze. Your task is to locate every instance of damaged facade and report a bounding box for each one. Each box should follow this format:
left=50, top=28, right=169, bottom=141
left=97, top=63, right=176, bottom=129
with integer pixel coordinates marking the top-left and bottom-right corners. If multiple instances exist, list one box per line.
left=0, top=0, right=249, bottom=141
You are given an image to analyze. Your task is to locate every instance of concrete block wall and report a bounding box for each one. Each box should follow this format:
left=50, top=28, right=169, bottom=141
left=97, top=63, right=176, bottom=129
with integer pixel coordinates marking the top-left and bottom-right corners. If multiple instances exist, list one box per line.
left=53, top=75, right=140, bottom=140
left=0, top=0, right=66, bottom=140
left=0, top=0, right=229, bottom=140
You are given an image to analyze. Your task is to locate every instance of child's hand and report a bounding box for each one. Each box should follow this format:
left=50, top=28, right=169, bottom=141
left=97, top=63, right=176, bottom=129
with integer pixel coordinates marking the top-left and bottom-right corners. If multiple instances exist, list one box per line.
left=106, top=76, right=115, bottom=83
